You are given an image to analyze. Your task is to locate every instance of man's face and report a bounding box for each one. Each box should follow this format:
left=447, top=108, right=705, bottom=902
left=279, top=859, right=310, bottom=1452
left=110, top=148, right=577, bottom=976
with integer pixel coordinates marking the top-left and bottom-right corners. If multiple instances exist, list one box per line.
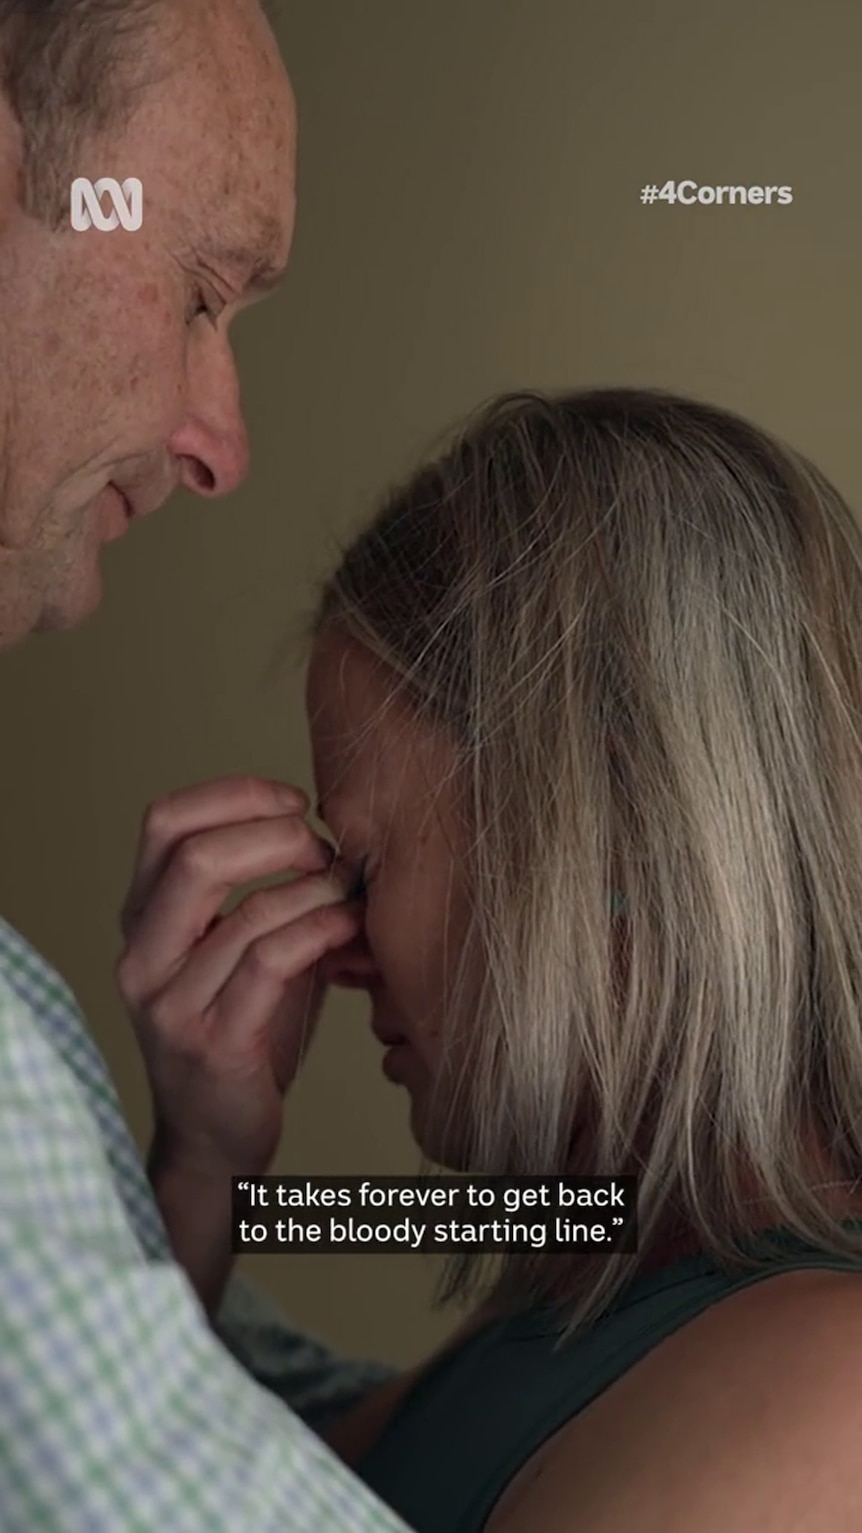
left=0, top=0, right=297, bottom=644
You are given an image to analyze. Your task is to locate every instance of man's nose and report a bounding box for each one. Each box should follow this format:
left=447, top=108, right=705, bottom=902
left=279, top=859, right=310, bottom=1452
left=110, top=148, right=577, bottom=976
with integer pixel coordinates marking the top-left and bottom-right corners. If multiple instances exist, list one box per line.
left=167, top=349, right=251, bottom=499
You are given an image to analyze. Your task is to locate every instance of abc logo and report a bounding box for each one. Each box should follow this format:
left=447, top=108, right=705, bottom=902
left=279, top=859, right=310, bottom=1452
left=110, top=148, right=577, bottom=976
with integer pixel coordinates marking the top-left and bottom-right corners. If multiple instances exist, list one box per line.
left=70, top=178, right=143, bottom=232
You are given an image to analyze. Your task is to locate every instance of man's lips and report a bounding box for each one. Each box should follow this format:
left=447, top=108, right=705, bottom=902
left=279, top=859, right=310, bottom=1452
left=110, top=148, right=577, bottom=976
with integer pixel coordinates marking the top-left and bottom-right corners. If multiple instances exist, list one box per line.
left=111, top=481, right=174, bottom=521
left=100, top=484, right=132, bottom=542
left=105, top=484, right=135, bottom=524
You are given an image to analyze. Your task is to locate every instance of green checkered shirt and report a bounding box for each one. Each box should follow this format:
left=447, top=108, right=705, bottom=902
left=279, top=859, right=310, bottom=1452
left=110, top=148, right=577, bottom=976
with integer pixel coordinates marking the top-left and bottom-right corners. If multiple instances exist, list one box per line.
left=0, top=914, right=410, bottom=1531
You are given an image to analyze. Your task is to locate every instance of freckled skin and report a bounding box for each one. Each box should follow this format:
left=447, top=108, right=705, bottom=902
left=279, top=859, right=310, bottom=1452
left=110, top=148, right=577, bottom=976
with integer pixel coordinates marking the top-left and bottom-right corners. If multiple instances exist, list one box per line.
left=0, top=0, right=297, bottom=645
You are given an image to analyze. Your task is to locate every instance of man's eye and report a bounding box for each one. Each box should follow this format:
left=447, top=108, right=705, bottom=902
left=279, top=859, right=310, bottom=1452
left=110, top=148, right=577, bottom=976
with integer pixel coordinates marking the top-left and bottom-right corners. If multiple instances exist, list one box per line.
left=185, top=287, right=222, bottom=330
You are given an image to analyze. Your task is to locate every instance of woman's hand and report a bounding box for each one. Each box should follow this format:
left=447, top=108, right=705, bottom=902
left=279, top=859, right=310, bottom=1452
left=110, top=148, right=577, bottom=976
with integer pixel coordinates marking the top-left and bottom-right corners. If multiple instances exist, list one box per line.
left=116, top=775, right=363, bottom=1182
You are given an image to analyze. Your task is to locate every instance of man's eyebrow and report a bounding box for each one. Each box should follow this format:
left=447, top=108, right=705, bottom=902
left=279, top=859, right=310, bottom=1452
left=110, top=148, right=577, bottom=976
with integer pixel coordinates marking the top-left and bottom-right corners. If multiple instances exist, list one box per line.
left=205, top=238, right=289, bottom=293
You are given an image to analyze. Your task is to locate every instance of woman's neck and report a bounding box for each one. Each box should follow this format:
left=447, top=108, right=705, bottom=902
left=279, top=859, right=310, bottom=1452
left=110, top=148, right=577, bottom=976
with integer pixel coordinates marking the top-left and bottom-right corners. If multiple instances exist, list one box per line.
left=638, top=1178, right=862, bottom=1277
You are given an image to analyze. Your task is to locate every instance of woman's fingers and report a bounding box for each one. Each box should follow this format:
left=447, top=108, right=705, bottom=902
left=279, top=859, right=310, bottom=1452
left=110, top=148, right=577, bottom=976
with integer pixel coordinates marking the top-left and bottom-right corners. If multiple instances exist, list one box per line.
left=120, top=775, right=311, bottom=939
left=118, top=816, right=332, bottom=1000
left=208, top=901, right=365, bottom=1084
left=114, top=778, right=371, bottom=1176
left=144, top=870, right=357, bottom=1022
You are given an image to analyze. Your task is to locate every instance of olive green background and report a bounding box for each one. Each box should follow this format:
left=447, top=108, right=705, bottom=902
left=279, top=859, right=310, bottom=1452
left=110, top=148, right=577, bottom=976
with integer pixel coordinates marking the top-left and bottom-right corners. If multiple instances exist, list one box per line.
left=1, top=0, right=860, bottom=1365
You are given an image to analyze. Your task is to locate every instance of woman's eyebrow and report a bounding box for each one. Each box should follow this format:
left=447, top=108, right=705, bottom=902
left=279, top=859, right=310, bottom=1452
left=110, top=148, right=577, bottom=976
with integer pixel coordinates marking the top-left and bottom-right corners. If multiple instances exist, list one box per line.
left=315, top=796, right=349, bottom=839
left=315, top=798, right=376, bottom=852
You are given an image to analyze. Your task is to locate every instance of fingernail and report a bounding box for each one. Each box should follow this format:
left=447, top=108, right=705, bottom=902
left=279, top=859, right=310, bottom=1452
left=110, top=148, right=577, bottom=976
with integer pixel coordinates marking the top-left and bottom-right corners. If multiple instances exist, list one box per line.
left=274, top=782, right=307, bottom=807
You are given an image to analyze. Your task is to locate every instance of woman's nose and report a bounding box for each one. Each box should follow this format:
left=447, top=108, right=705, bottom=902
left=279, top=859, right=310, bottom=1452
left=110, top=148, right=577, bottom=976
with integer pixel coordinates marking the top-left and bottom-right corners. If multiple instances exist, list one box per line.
left=324, top=933, right=381, bottom=989
left=330, top=971, right=376, bottom=989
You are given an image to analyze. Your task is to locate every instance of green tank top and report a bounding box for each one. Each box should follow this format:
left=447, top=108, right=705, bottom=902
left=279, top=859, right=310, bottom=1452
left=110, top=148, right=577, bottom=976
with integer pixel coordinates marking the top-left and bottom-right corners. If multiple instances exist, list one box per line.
left=355, top=1222, right=862, bottom=1532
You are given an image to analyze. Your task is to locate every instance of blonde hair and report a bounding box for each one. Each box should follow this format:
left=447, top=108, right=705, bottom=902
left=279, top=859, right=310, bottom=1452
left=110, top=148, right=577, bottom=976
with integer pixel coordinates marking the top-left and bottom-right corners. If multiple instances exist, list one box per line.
left=303, top=387, right=862, bottom=1337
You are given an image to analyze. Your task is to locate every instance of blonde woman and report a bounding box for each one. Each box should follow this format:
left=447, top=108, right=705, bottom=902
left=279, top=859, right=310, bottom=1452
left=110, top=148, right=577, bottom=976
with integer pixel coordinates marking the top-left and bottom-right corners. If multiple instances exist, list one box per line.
left=117, top=388, right=862, bottom=1533
left=301, top=389, right=862, bottom=1531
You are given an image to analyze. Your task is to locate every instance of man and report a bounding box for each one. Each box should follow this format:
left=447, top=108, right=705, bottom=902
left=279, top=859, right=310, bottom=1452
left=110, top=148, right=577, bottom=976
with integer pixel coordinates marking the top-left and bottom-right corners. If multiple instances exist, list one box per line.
left=0, top=0, right=412, bottom=1527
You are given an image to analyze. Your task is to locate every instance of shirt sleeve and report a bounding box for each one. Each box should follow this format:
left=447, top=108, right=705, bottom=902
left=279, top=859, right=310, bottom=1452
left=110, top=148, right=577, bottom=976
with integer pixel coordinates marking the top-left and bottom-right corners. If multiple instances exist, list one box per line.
left=215, top=1274, right=400, bottom=1430
left=0, top=975, right=413, bottom=1533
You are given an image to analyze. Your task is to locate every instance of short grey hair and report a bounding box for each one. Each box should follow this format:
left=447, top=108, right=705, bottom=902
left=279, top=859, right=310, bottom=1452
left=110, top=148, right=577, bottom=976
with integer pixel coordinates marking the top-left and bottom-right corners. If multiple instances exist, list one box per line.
left=0, top=0, right=183, bottom=229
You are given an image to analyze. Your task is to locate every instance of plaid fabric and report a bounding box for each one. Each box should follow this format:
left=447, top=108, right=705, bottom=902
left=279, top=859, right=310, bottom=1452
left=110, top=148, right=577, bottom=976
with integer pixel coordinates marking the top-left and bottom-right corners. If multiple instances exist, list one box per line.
left=0, top=914, right=408, bottom=1531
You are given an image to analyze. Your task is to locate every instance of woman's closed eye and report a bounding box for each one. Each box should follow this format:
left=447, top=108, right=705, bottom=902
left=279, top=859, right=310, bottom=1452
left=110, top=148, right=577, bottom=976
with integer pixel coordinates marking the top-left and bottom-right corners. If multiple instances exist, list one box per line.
left=347, top=856, right=372, bottom=901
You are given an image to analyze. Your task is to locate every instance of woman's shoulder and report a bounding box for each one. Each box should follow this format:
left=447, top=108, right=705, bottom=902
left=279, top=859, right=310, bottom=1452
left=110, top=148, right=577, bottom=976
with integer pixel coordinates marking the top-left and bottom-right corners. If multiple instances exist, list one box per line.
left=485, top=1267, right=862, bottom=1532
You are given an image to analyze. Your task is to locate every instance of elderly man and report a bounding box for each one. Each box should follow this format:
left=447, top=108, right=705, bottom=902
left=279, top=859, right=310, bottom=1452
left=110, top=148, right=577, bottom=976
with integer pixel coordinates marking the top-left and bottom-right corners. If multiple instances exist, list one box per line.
left=0, top=0, right=411, bottom=1527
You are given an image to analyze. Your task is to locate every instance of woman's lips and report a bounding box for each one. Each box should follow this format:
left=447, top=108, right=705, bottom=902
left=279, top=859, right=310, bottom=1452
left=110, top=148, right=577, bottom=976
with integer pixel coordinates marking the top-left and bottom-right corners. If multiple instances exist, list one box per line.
left=370, top=1019, right=412, bottom=1078
left=381, top=1042, right=412, bottom=1081
left=371, top=1019, right=406, bottom=1047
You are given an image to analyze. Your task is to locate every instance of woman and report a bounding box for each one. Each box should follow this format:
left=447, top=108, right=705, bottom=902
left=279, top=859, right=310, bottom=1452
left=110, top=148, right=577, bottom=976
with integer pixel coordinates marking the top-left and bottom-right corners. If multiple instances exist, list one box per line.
left=298, top=388, right=862, bottom=1531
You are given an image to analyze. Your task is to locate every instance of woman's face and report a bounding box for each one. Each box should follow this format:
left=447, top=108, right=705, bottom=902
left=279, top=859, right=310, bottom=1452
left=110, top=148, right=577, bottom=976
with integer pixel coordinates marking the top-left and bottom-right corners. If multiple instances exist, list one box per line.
left=305, top=627, right=478, bottom=1156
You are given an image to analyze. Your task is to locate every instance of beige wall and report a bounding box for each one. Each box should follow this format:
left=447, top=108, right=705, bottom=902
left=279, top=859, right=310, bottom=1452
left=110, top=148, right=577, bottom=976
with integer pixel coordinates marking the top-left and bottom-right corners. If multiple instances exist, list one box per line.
left=1, top=0, right=860, bottom=1366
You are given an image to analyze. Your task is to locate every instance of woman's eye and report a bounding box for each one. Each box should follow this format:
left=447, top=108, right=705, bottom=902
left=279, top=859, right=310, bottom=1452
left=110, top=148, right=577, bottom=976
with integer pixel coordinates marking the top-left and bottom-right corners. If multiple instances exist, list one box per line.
left=347, top=857, right=371, bottom=901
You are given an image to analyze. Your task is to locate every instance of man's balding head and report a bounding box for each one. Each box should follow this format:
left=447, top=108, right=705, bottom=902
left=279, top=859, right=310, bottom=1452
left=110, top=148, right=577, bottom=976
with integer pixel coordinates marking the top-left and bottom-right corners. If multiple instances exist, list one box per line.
left=0, top=0, right=296, bottom=643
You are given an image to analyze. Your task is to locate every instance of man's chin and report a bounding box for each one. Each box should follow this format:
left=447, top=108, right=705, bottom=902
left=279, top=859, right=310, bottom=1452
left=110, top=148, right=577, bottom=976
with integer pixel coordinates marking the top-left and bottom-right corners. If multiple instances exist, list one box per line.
left=38, top=566, right=104, bottom=633
left=39, top=490, right=126, bottom=632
